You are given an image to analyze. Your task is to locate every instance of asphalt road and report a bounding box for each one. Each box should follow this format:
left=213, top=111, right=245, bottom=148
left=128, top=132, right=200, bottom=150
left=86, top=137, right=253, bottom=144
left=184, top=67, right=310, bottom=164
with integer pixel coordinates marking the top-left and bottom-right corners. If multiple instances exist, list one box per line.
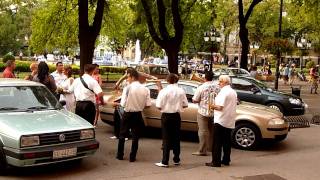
left=1, top=122, right=320, bottom=180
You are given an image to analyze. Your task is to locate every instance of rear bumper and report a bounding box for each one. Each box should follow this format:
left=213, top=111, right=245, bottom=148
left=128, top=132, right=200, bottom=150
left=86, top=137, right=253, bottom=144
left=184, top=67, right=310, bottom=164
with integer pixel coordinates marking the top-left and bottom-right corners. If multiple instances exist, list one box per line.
left=3, top=139, right=99, bottom=167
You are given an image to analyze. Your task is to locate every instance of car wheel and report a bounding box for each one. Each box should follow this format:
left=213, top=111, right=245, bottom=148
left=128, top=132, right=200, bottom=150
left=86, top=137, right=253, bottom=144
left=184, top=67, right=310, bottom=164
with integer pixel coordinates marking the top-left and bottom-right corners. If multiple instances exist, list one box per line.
left=232, top=123, right=261, bottom=150
left=0, top=147, right=8, bottom=174
left=267, top=103, right=284, bottom=113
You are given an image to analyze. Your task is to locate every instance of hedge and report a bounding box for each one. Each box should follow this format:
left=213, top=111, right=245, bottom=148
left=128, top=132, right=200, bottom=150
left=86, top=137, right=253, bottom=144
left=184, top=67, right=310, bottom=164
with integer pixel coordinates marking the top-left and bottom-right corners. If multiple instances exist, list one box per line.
left=0, top=61, right=126, bottom=75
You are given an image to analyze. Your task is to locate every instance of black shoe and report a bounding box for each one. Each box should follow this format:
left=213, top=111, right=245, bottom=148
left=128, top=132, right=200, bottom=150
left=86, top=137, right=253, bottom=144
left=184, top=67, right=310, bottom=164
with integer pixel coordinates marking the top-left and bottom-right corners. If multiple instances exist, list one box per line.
left=205, top=162, right=221, bottom=167
left=129, top=158, right=136, bottom=162
left=116, top=156, right=123, bottom=160
left=221, top=161, right=230, bottom=166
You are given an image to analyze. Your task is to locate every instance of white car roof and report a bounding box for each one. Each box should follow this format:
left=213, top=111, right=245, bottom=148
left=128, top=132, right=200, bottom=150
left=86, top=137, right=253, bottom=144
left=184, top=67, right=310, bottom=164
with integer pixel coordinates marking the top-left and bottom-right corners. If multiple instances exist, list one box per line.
left=0, top=79, right=44, bottom=87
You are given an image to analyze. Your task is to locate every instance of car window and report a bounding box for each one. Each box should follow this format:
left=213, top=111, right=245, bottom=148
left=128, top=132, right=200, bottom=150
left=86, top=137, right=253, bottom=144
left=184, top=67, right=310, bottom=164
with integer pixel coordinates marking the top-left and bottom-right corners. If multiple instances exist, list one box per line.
left=0, top=86, right=61, bottom=112
left=231, top=78, right=256, bottom=91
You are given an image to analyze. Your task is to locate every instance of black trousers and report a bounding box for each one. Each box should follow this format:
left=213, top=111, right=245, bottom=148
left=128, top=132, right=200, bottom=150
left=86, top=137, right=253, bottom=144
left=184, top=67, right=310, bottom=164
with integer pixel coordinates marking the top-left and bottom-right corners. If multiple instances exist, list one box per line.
left=75, top=101, right=96, bottom=125
left=161, top=113, right=181, bottom=165
left=211, top=123, right=232, bottom=166
left=117, top=111, right=144, bottom=160
left=113, top=108, right=121, bottom=138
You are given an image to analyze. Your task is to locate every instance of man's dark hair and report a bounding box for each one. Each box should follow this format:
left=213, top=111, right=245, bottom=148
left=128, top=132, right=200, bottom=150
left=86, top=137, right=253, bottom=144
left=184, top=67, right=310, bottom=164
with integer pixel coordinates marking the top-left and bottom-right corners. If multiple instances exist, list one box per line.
left=56, top=61, right=63, bottom=66
left=93, top=63, right=99, bottom=68
left=84, top=64, right=96, bottom=74
left=166, top=73, right=179, bottom=84
left=204, top=71, right=214, bottom=81
left=127, top=68, right=139, bottom=80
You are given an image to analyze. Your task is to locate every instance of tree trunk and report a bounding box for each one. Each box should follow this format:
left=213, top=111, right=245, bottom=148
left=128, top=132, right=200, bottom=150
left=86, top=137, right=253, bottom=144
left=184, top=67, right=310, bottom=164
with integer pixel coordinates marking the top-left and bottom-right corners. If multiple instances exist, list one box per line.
left=78, top=0, right=105, bottom=73
left=166, top=48, right=179, bottom=74
left=239, top=25, right=249, bottom=70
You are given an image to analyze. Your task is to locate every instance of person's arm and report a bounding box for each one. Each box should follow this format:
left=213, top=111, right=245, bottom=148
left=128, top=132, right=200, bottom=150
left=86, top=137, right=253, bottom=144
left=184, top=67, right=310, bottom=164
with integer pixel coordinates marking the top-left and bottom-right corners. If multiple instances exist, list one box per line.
left=98, top=75, right=102, bottom=86
left=192, top=86, right=201, bottom=103
left=49, top=76, right=57, bottom=93
left=182, top=93, right=188, bottom=108
left=145, top=89, right=151, bottom=108
left=155, top=90, right=163, bottom=110
left=92, top=80, right=104, bottom=97
left=114, top=73, right=127, bottom=90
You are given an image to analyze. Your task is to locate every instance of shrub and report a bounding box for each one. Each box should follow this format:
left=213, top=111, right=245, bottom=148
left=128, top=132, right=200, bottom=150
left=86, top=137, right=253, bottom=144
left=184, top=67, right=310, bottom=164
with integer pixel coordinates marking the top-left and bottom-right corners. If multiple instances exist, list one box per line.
left=306, top=60, right=315, bottom=69
left=2, top=53, right=15, bottom=63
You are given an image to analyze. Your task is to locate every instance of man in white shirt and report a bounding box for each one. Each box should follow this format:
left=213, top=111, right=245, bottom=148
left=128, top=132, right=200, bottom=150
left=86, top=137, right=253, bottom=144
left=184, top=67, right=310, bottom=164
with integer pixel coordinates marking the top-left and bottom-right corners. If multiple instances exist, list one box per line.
left=116, top=68, right=151, bottom=162
left=51, top=62, right=67, bottom=98
left=155, top=74, right=188, bottom=167
left=206, top=75, right=237, bottom=167
left=69, top=64, right=103, bottom=125
left=192, top=71, right=219, bottom=156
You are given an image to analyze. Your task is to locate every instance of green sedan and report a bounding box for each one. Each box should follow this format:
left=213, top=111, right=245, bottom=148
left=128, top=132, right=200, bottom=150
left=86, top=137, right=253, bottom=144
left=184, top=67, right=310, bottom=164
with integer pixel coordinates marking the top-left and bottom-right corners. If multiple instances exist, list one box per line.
left=0, top=79, right=99, bottom=171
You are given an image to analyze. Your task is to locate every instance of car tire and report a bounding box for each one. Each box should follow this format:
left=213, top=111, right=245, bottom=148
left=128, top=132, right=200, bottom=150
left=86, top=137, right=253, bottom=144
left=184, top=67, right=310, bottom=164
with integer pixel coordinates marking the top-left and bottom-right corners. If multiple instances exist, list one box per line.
left=232, top=122, right=261, bottom=150
left=267, top=103, right=284, bottom=113
left=0, top=147, right=8, bottom=174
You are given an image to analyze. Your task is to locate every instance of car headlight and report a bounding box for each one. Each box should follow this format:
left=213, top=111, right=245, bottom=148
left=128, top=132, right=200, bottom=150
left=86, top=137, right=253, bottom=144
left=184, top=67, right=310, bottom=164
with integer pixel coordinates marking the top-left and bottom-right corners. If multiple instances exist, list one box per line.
left=268, top=118, right=285, bottom=126
left=289, top=98, right=301, bottom=105
left=80, top=129, right=94, bottom=140
left=21, top=135, right=40, bottom=147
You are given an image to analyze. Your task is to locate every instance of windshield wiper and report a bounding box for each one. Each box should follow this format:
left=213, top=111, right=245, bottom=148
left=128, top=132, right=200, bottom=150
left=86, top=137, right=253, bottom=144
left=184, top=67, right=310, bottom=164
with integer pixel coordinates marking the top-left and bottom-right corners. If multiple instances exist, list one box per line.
left=27, top=106, right=49, bottom=111
left=0, top=107, right=19, bottom=111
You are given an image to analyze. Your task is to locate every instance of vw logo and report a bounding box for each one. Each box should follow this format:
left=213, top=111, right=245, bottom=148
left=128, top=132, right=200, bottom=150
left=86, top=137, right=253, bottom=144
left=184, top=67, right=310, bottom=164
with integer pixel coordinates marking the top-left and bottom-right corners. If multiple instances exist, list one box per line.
left=59, top=134, right=66, bottom=142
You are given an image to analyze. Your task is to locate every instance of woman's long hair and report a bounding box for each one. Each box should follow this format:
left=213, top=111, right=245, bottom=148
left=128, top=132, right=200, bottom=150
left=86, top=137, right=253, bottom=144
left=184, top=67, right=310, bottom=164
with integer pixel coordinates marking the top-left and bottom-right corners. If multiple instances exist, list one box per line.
left=37, top=62, right=49, bottom=83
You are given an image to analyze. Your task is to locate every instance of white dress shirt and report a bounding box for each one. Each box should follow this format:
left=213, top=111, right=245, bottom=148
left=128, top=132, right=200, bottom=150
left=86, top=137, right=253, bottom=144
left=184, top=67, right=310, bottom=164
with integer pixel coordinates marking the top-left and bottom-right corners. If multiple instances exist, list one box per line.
left=193, top=81, right=219, bottom=117
left=214, top=85, right=237, bottom=128
left=70, top=74, right=102, bottom=104
left=120, top=81, right=151, bottom=112
left=51, top=71, right=67, bottom=87
left=156, top=84, right=188, bottom=113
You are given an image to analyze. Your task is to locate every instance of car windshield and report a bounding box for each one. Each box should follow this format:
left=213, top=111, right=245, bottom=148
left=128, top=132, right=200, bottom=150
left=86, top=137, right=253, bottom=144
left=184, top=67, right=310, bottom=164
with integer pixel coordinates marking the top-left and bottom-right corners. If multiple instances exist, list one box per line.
left=247, top=78, right=271, bottom=90
left=0, top=86, right=61, bottom=112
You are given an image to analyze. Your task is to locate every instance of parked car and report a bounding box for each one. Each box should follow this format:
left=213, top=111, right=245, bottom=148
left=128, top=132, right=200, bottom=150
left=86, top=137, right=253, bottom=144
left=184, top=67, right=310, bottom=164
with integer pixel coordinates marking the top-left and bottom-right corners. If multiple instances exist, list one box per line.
left=135, top=64, right=169, bottom=79
left=0, top=79, right=99, bottom=171
left=230, top=76, right=306, bottom=116
left=213, top=67, right=250, bottom=77
left=100, top=80, right=289, bottom=150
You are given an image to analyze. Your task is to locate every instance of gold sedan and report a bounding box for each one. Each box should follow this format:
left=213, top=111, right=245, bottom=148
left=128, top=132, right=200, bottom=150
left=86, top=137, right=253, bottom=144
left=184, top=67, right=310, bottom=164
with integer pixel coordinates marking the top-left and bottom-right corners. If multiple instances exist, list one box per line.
left=100, top=80, right=289, bottom=150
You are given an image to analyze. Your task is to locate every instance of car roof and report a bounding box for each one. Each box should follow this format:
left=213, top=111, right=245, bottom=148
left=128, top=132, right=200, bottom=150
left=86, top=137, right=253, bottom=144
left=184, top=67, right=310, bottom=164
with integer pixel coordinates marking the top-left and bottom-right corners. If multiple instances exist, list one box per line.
left=146, top=80, right=202, bottom=87
left=0, top=78, right=44, bottom=87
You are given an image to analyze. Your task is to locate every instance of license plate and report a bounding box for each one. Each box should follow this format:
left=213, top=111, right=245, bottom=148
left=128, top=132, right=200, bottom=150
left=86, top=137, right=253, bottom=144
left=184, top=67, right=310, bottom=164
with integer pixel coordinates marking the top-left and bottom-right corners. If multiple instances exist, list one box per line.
left=53, top=148, right=77, bottom=159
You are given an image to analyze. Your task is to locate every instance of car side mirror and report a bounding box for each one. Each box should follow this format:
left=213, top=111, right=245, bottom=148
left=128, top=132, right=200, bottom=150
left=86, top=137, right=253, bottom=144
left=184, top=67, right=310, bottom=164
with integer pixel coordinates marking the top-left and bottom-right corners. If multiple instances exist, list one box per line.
left=59, top=100, right=66, bottom=106
left=251, top=87, right=260, bottom=94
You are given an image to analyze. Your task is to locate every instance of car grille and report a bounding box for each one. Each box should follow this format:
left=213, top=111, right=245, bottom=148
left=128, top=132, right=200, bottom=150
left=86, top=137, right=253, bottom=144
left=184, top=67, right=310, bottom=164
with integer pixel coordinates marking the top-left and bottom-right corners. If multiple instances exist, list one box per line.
left=39, top=130, right=81, bottom=145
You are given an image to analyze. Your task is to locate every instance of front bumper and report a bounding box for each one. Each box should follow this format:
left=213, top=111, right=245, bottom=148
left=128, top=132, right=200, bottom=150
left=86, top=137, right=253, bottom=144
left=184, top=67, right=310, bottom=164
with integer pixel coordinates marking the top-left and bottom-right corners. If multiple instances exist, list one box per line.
left=3, top=139, right=99, bottom=167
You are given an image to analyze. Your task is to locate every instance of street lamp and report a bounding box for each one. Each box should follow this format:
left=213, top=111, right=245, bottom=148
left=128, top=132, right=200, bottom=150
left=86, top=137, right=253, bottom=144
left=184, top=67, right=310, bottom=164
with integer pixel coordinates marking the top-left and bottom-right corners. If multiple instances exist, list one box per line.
left=250, top=42, right=260, bottom=65
left=204, top=28, right=221, bottom=71
left=297, top=37, right=312, bottom=70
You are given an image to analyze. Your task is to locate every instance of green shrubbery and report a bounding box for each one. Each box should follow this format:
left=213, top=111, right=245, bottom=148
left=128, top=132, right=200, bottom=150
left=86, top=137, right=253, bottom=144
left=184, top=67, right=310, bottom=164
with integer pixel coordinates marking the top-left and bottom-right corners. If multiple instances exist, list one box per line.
left=306, top=60, right=315, bottom=69
left=0, top=60, right=126, bottom=74
left=2, top=53, right=15, bottom=63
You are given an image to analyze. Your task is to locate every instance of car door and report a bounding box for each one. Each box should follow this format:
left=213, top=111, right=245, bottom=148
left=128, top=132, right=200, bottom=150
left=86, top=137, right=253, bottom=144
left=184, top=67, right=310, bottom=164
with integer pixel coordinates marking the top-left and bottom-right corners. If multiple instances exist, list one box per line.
left=231, top=77, right=265, bottom=104
left=177, top=83, right=199, bottom=131
left=143, top=84, right=162, bottom=128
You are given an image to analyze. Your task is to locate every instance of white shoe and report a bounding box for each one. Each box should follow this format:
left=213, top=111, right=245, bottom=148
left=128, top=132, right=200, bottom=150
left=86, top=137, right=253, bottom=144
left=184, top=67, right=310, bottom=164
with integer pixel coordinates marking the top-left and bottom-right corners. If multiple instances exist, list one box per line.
left=173, top=162, right=180, bottom=166
left=110, top=136, right=117, bottom=139
left=155, top=162, right=168, bottom=168
left=125, top=138, right=129, bottom=141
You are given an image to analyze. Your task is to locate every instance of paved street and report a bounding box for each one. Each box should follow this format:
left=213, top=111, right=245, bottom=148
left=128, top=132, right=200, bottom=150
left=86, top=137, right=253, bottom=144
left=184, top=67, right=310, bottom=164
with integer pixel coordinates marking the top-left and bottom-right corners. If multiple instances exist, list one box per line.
left=1, top=121, right=320, bottom=180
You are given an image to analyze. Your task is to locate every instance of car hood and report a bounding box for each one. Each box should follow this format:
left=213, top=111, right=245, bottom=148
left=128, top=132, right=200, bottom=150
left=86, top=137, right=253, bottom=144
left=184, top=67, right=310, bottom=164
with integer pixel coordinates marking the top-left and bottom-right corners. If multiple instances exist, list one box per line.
left=237, top=102, right=283, bottom=119
left=0, top=110, right=93, bottom=138
left=265, top=88, right=300, bottom=99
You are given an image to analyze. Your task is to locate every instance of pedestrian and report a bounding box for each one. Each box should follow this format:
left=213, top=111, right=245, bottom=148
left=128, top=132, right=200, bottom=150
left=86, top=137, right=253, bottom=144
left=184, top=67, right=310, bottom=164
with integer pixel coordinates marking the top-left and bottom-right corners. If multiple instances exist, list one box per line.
left=60, top=65, right=75, bottom=112
left=51, top=61, right=67, bottom=99
left=310, top=65, right=318, bottom=94
left=24, top=62, right=38, bottom=80
left=116, top=68, right=151, bottom=162
left=92, top=64, right=103, bottom=126
left=192, top=71, right=219, bottom=156
left=1, top=60, right=16, bottom=78
left=32, top=62, right=57, bottom=94
left=288, top=64, right=296, bottom=86
left=70, top=64, right=103, bottom=125
left=283, top=64, right=289, bottom=85
left=249, top=65, right=258, bottom=78
left=206, top=75, right=237, bottom=167
left=155, top=73, right=188, bottom=167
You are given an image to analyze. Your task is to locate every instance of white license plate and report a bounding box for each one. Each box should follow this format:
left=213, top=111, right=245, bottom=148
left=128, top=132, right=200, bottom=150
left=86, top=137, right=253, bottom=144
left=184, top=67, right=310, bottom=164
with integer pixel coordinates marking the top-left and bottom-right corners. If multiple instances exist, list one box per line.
left=53, top=148, right=77, bottom=159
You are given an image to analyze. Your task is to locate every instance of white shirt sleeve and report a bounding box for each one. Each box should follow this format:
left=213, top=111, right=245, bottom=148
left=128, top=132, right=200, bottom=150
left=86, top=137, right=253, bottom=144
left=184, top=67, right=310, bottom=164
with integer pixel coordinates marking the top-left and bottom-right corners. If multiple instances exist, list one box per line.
left=156, top=90, right=164, bottom=109
left=215, top=91, right=226, bottom=107
left=91, top=80, right=103, bottom=95
left=120, top=86, right=129, bottom=107
left=145, top=88, right=151, bottom=107
left=181, top=90, right=188, bottom=107
left=68, top=78, right=77, bottom=93
left=192, top=86, right=202, bottom=102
